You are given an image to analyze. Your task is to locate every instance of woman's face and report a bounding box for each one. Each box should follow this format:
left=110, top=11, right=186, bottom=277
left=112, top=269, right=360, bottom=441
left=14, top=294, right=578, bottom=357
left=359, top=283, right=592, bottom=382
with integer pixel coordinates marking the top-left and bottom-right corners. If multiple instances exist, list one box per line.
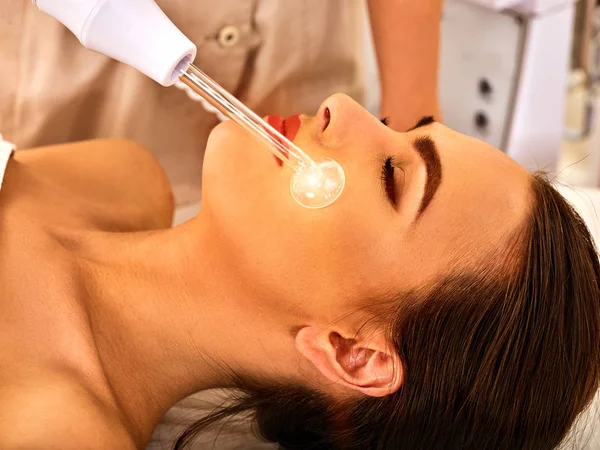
left=201, top=94, right=531, bottom=318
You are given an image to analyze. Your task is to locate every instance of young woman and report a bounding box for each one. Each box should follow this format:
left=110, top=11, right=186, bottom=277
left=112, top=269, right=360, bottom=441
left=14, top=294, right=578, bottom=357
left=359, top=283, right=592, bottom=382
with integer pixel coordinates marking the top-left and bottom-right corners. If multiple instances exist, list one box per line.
left=0, top=93, right=598, bottom=450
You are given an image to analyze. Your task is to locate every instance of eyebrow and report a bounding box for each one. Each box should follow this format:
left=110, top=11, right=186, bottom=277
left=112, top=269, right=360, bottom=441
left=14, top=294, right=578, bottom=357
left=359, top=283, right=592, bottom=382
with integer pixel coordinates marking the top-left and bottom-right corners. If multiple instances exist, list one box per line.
left=406, top=116, right=442, bottom=216
left=407, top=116, right=435, bottom=131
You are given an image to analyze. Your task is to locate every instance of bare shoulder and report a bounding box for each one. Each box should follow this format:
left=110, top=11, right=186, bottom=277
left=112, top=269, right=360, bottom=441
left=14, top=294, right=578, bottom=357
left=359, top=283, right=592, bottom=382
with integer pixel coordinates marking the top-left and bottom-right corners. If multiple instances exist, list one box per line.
left=12, top=139, right=175, bottom=230
left=0, top=374, right=136, bottom=450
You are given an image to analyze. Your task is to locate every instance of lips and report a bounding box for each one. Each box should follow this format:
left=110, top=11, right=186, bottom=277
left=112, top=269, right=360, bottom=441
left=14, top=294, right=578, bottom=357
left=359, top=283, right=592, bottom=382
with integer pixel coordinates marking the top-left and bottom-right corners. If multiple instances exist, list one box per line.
left=283, top=115, right=301, bottom=141
left=266, top=114, right=301, bottom=167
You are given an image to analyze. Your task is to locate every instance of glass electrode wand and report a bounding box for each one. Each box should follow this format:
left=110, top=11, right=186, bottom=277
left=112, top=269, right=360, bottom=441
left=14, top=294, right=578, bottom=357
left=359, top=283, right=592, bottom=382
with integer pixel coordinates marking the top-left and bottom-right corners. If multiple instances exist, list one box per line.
left=32, top=0, right=345, bottom=209
left=179, top=64, right=345, bottom=208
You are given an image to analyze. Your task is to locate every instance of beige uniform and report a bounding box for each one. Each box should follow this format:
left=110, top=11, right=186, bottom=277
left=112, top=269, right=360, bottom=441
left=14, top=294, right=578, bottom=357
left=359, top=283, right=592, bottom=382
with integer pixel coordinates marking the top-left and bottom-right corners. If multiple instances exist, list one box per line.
left=0, top=0, right=365, bottom=207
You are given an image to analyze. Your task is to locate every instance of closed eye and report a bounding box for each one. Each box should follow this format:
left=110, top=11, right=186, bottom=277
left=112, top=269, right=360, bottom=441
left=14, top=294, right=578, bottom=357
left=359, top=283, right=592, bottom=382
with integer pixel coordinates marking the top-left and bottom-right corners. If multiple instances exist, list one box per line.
left=379, top=117, right=400, bottom=207
left=379, top=115, right=439, bottom=214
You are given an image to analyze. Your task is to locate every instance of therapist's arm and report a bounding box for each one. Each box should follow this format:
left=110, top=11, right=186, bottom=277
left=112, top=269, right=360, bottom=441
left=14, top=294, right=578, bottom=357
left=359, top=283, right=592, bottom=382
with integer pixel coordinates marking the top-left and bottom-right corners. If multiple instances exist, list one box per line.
left=367, top=0, right=443, bottom=131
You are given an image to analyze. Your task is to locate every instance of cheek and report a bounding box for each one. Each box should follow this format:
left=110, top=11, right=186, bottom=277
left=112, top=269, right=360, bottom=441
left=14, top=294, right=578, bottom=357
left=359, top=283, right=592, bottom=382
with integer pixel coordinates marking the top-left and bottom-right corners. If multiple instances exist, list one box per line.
left=201, top=124, right=338, bottom=299
left=202, top=125, right=403, bottom=305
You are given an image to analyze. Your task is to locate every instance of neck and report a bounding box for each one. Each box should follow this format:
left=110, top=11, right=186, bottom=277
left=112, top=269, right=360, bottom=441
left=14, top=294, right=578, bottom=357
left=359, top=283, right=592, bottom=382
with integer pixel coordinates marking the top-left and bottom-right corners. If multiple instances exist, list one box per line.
left=78, top=213, right=298, bottom=445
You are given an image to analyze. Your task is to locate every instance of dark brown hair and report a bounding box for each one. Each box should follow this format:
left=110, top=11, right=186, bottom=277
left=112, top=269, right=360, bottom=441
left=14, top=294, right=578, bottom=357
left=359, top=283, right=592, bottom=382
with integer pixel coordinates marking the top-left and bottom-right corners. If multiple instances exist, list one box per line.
left=175, top=174, right=600, bottom=450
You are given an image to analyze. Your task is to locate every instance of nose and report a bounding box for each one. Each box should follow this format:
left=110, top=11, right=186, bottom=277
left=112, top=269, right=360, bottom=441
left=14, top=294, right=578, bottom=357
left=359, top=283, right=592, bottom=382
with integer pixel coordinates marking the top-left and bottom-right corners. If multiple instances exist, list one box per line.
left=314, top=93, right=392, bottom=153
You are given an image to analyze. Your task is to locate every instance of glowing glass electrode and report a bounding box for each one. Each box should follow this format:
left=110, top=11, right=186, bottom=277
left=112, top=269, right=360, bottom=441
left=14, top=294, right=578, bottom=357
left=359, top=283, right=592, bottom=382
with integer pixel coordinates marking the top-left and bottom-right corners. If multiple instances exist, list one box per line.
left=179, top=64, right=345, bottom=209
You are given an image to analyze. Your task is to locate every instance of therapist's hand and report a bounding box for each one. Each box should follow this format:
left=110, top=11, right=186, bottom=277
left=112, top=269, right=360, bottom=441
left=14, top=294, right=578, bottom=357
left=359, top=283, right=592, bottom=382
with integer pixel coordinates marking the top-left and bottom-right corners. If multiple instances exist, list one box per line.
left=368, top=0, right=443, bottom=131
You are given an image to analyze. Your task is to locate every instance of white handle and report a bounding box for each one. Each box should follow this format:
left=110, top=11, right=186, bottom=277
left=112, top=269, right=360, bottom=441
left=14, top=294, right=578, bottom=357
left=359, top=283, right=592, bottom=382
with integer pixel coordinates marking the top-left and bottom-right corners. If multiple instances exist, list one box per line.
left=33, top=0, right=197, bottom=86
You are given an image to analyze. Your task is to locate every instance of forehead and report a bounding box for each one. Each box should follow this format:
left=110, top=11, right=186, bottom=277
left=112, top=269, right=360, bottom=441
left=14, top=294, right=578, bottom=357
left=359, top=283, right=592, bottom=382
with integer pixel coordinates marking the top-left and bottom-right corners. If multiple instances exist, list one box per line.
left=407, top=125, right=531, bottom=269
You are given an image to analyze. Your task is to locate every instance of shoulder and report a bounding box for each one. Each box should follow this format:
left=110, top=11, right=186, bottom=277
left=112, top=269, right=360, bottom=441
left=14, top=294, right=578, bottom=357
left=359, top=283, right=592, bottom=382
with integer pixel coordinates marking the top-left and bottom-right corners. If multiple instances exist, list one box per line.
left=13, top=139, right=174, bottom=230
left=0, top=374, right=136, bottom=450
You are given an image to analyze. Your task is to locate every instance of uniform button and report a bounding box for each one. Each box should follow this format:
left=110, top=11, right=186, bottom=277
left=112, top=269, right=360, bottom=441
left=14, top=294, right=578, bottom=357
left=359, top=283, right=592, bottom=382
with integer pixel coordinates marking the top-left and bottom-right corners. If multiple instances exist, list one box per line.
left=217, top=25, right=241, bottom=48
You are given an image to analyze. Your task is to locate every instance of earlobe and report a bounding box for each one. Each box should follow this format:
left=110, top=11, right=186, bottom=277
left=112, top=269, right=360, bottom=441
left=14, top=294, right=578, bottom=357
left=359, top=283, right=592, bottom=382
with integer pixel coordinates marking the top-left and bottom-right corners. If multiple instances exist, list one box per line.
left=295, top=326, right=403, bottom=398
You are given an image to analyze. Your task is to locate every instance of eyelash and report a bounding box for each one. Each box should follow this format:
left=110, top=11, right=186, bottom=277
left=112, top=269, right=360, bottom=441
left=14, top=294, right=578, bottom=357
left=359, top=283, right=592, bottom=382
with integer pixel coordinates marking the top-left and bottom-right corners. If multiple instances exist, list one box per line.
left=381, top=156, right=397, bottom=207
left=379, top=117, right=397, bottom=206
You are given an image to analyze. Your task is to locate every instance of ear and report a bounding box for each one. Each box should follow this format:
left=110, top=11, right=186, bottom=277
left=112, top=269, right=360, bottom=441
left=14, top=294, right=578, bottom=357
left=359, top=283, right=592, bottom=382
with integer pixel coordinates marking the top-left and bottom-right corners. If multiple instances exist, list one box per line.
left=295, top=326, right=403, bottom=397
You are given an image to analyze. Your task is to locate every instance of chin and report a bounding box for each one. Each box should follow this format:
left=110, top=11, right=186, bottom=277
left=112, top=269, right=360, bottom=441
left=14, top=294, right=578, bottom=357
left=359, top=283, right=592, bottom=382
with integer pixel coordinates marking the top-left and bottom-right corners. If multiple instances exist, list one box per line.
left=204, top=120, right=239, bottom=161
left=203, top=121, right=243, bottom=180
left=201, top=121, right=263, bottom=216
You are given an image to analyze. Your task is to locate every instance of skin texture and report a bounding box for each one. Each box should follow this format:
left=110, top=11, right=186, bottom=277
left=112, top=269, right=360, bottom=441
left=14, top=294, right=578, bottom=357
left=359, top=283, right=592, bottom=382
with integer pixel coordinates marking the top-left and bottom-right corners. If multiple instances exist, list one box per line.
left=0, top=94, right=531, bottom=449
